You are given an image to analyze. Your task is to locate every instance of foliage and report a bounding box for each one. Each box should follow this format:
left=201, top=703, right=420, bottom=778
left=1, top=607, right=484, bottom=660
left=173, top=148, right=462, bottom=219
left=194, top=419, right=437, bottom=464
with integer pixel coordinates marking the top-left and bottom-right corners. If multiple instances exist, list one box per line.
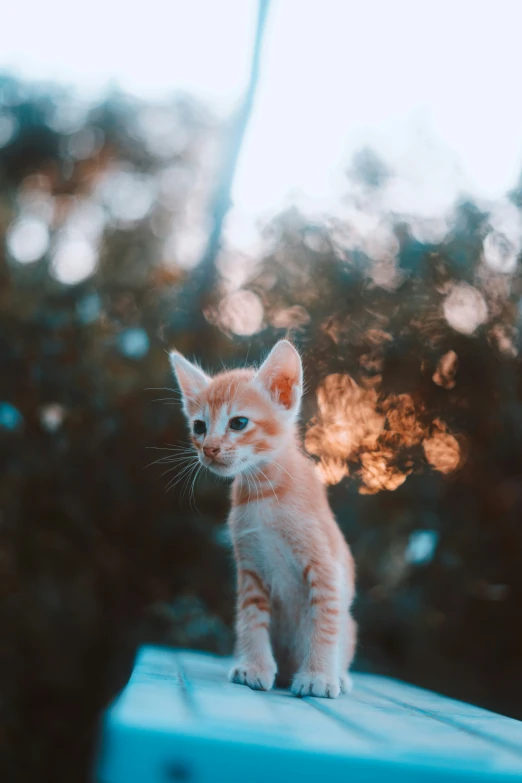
left=1, top=76, right=522, bottom=780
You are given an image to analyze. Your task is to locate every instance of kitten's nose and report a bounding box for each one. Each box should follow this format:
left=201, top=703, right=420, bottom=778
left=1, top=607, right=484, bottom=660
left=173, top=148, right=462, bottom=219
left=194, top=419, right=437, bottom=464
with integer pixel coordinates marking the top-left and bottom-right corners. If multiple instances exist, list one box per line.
left=203, top=444, right=221, bottom=458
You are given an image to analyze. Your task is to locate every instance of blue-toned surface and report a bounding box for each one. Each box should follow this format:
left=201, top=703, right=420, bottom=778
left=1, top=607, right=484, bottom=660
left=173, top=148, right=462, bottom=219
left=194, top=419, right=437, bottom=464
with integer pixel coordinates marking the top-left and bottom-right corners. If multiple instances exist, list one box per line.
left=96, top=646, right=522, bottom=782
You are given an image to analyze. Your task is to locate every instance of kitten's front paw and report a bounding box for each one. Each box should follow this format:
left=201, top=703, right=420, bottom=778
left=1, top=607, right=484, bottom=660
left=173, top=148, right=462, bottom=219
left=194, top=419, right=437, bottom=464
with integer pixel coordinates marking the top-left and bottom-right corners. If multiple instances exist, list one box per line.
left=339, top=672, right=353, bottom=694
left=228, top=662, right=276, bottom=692
left=291, top=671, right=340, bottom=699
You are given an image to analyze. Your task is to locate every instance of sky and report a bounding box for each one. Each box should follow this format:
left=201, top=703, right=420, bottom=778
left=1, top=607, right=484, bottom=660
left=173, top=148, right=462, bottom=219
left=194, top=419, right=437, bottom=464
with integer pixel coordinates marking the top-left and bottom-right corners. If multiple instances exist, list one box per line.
left=3, top=0, right=522, bottom=222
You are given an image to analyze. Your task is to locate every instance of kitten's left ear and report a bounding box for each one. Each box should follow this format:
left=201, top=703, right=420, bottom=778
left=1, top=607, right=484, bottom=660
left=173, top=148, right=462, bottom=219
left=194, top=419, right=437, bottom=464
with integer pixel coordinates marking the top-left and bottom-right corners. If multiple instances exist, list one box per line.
left=255, top=340, right=303, bottom=413
left=169, top=351, right=210, bottom=409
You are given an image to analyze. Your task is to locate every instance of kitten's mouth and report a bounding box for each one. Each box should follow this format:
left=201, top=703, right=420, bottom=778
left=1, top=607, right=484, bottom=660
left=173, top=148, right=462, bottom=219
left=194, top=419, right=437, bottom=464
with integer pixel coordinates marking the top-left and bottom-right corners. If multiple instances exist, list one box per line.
left=201, top=456, right=236, bottom=476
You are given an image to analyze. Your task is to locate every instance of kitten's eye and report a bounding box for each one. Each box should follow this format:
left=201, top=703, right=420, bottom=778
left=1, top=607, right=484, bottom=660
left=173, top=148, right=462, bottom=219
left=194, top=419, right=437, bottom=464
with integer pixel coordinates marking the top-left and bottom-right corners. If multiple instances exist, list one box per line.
left=229, top=416, right=249, bottom=431
left=193, top=420, right=206, bottom=435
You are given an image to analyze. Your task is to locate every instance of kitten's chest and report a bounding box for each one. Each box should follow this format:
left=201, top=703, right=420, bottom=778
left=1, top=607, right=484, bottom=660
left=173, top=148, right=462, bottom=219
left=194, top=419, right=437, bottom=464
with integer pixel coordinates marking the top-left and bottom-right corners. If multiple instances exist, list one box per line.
left=234, top=503, right=299, bottom=598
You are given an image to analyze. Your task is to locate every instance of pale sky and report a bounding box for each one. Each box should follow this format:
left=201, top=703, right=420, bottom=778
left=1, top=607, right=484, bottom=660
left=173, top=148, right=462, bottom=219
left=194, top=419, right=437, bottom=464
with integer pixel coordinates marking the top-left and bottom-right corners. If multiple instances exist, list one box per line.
left=3, top=0, right=522, bottom=221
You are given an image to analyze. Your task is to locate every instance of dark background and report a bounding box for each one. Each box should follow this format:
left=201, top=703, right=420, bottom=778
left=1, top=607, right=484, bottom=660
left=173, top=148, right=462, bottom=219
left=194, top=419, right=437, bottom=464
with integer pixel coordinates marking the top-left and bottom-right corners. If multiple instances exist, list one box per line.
left=1, top=72, right=522, bottom=781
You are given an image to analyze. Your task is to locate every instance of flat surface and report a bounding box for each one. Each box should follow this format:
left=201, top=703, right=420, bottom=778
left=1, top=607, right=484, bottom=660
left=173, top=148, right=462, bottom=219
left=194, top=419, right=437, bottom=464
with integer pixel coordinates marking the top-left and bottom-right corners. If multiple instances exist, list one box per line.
left=96, top=646, right=522, bottom=783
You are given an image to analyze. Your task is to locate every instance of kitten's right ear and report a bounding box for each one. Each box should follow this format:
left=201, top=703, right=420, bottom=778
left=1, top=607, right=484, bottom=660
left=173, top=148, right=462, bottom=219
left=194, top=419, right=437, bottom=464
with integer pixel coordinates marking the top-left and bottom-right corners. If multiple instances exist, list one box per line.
left=169, top=351, right=210, bottom=407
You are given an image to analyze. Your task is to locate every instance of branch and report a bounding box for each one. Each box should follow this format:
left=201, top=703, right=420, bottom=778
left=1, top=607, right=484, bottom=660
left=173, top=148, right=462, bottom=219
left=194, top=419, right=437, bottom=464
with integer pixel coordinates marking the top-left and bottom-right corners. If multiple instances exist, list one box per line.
left=194, top=0, right=272, bottom=316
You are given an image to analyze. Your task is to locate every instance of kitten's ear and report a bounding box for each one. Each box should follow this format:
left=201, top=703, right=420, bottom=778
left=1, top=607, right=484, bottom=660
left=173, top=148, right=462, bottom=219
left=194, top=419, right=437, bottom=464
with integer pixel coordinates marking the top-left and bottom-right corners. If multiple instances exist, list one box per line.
left=255, top=340, right=303, bottom=412
left=169, top=351, right=210, bottom=407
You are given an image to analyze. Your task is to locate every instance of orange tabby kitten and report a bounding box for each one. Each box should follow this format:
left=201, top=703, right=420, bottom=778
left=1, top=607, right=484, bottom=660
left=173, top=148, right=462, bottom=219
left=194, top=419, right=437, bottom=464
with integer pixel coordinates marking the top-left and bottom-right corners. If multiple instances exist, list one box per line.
left=170, top=340, right=356, bottom=698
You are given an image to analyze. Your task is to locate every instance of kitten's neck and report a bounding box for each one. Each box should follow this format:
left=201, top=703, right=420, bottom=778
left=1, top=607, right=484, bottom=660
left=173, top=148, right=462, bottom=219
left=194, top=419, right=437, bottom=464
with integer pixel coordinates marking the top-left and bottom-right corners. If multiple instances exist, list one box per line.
left=250, top=432, right=305, bottom=484
left=231, top=431, right=313, bottom=506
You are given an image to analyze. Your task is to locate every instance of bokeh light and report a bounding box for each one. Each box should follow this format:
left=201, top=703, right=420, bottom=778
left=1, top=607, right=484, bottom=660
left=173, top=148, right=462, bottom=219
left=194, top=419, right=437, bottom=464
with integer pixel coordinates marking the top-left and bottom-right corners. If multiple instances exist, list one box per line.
left=50, top=233, right=98, bottom=285
left=118, top=328, right=150, bottom=359
left=0, top=111, right=17, bottom=147
left=443, top=283, right=489, bottom=336
left=0, top=401, right=24, bottom=431
left=96, top=168, right=156, bottom=224
left=6, top=216, right=50, bottom=264
left=218, top=289, right=264, bottom=336
left=40, top=404, right=66, bottom=432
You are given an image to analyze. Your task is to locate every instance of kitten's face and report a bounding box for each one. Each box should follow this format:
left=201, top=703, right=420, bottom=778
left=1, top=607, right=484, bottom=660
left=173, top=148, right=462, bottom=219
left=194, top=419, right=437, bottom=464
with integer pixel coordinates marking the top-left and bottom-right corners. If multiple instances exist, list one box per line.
left=170, top=341, right=303, bottom=478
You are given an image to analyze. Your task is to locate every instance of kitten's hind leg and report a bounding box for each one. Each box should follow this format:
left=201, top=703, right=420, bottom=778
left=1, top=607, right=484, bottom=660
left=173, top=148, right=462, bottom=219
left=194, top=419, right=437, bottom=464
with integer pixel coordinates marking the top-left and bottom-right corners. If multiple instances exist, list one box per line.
left=339, top=613, right=357, bottom=693
left=339, top=672, right=353, bottom=693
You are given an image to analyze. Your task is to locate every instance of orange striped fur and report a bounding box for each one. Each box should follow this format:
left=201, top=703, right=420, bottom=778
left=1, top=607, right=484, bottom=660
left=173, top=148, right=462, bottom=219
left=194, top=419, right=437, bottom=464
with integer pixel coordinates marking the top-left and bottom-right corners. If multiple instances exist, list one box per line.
left=170, top=340, right=357, bottom=698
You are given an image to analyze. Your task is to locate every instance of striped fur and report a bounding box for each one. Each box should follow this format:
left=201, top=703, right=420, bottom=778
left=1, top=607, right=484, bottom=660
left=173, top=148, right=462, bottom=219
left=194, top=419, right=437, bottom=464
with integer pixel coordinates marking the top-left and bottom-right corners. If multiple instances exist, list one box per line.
left=170, top=341, right=356, bottom=698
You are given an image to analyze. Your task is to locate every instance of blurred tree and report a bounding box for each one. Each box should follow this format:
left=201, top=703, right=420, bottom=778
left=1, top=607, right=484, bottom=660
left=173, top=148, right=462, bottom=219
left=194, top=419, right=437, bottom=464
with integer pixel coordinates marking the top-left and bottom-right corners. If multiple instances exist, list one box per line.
left=1, top=49, right=522, bottom=781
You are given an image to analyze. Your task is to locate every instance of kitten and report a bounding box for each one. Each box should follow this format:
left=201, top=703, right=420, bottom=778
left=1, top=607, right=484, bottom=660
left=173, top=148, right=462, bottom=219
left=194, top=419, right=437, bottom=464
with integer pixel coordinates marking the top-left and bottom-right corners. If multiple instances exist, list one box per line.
left=170, top=340, right=356, bottom=698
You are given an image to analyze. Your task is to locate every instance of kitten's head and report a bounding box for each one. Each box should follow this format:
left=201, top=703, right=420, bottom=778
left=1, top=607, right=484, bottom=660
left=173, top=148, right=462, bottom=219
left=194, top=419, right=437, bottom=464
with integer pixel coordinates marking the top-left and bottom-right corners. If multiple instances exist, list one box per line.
left=170, top=340, right=303, bottom=477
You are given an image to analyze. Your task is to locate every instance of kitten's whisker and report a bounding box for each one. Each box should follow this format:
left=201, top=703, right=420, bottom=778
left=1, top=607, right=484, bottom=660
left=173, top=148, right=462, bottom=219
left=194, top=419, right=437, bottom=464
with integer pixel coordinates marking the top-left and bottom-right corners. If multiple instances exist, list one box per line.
left=242, top=468, right=252, bottom=504
left=246, top=468, right=252, bottom=503
left=189, top=465, right=203, bottom=513
left=264, top=459, right=294, bottom=482
left=161, top=465, right=189, bottom=479
left=166, top=459, right=198, bottom=482
left=166, top=468, right=194, bottom=495
left=161, top=458, right=198, bottom=478
left=257, top=467, right=279, bottom=503
left=149, top=397, right=182, bottom=404
left=144, top=387, right=182, bottom=395
left=243, top=468, right=252, bottom=502
left=153, top=451, right=194, bottom=460
left=247, top=469, right=254, bottom=504
left=145, top=454, right=193, bottom=469
left=180, top=462, right=200, bottom=500
left=249, top=467, right=261, bottom=502
left=146, top=445, right=192, bottom=453
left=165, top=460, right=199, bottom=492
